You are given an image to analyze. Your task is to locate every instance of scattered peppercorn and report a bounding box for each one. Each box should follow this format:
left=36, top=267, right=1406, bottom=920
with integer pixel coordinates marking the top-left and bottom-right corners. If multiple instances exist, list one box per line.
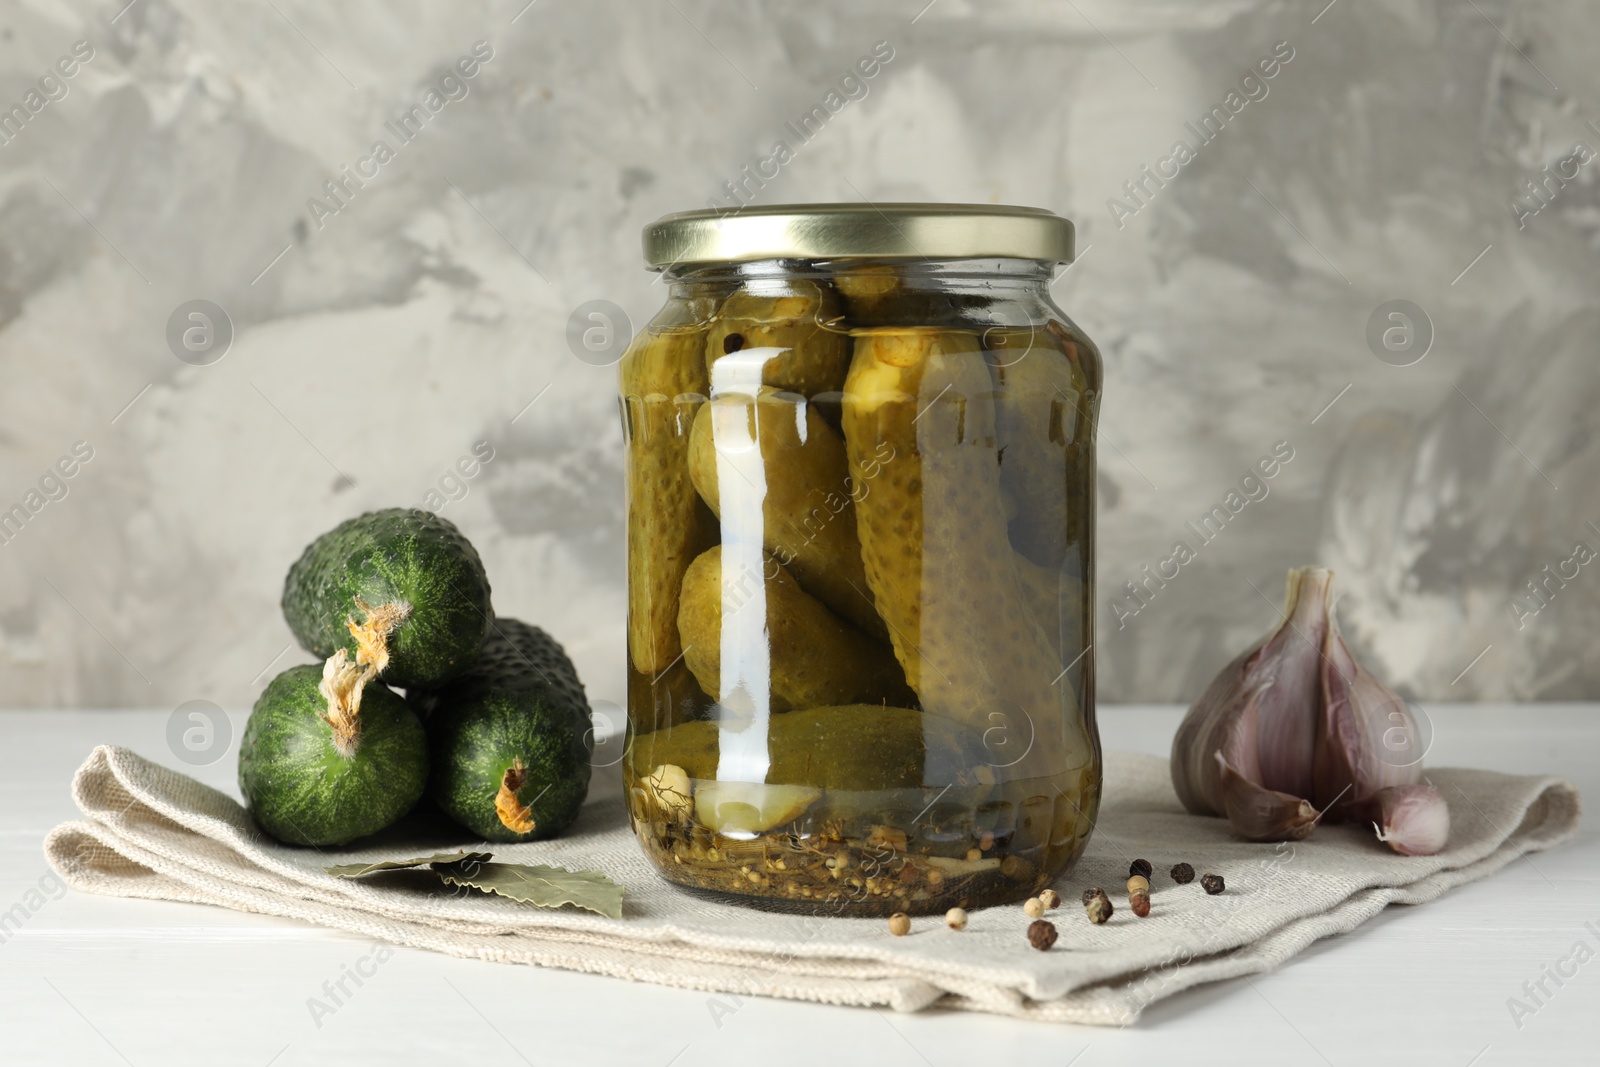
left=1202, top=873, right=1225, bottom=895
left=1129, top=858, right=1153, bottom=879
left=888, top=912, right=911, bottom=936
left=722, top=333, right=744, bottom=354
left=1023, top=896, right=1044, bottom=919
left=1027, top=919, right=1058, bottom=951
left=945, top=907, right=968, bottom=931
left=1130, top=890, right=1151, bottom=918
left=1085, top=894, right=1113, bottom=925
left=1126, top=874, right=1150, bottom=895
left=1171, top=862, right=1195, bottom=885
left=1080, top=887, right=1105, bottom=906
left=1039, top=888, right=1061, bottom=910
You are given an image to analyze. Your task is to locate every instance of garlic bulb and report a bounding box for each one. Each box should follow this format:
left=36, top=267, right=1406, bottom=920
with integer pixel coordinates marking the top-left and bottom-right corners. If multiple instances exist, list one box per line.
left=1170, top=566, right=1449, bottom=855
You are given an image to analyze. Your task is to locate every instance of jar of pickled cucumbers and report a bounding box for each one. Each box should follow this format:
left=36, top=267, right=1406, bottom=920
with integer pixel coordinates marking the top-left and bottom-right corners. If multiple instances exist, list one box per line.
left=619, top=203, right=1100, bottom=915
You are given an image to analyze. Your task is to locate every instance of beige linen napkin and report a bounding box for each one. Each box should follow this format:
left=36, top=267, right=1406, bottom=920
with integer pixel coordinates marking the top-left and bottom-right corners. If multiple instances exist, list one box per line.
left=44, top=745, right=1579, bottom=1025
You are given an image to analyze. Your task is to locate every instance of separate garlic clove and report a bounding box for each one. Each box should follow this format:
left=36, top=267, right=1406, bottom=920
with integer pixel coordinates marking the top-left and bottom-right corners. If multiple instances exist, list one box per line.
left=694, top=781, right=821, bottom=836
left=1216, top=751, right=1321, bottom=841
left=1356, top=783, right=1450, bottom=855
left=1314, top=609, right=1424, bottom=817
left=1171, top=567, right=1334, bottom=822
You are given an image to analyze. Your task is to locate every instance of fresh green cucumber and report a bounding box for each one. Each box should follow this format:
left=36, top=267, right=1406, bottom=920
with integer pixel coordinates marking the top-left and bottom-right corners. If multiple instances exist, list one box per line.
left=415, top=618, right=593, bottom=842
left=238, top=659, right=428, bottom=846
left=282, top=508, right=492, bottom=688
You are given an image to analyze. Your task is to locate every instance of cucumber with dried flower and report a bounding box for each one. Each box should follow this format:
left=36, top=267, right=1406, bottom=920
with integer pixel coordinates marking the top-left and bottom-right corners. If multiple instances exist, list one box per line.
left=282, top=508, right=493, bottom=688
left=414, top=618, right=593, bottom=842
left=238, top=657, right=428, bottom=846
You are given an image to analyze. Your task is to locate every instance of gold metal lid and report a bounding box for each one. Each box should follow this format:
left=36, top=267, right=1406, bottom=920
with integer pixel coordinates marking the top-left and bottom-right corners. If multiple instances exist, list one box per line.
left=642, top=202, right=1074, bottom=269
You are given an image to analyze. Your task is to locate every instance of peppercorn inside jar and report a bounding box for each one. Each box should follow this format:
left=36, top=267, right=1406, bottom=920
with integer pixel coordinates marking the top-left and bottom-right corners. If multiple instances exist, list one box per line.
left=620, top=203, right=1102, bottom=916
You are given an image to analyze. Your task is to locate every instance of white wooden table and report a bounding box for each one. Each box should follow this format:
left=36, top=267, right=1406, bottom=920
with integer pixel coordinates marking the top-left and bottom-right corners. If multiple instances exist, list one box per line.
left=1, top=705, right=1592, bottom=1066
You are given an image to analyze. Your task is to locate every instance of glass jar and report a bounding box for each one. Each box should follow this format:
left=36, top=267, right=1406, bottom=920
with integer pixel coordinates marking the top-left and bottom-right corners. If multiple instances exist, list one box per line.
left=619, top=204, right=1100, bottom=915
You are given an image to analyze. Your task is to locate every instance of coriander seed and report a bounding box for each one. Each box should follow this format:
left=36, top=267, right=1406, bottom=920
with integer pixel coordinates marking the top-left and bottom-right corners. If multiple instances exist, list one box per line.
left=888, top=912, right=911, bottom=936
left=1201, top=873, right=1225, bottom=895
left=1023, top=896, right=1044, bottom=918
left=1129, top=858, right=1153, bottom=879
left=1027, top=919, right=1058, bottom=950
left=1170, top=862, right=1195, bottom=884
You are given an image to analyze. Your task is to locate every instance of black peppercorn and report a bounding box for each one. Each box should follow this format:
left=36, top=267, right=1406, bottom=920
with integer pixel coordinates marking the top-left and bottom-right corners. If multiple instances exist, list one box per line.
left=1170, top=862, right=1195, bottom=885
left=1202, top=873, right=1225, bottom=895
left=1129, top=858, right=1153, bottom=880
left=1080, top=887, right=1105, bottom=906
left=1028, top=919, right=1058, bottom=950
left=722, top=332, right=744, bottom=354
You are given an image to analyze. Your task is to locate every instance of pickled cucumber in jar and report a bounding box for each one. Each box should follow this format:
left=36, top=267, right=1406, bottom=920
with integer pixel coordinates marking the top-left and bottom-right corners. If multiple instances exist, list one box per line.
left=676, top=546, right=912, bottom=712
left=621, top=326, right=718, bottom=679
left=842, top=327, right=1091, bottom=779
left=705, top=283, right=851, bottom=397
left=686, top=388, right=885, bottom=639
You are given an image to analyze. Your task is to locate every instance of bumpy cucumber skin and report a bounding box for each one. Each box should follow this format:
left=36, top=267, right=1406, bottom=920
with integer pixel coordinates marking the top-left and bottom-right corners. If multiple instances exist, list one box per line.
left=416, top=619, right=593, bottom=842
left=282, top=508, right=493, bottom=688
left=238, top=664, right=428, bottom=847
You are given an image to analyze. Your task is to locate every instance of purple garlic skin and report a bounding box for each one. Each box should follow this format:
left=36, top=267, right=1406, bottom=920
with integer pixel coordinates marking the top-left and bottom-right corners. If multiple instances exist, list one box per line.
left=1355, top=784, right=1451, bottom=855
left=1171, top=567, right=1333, bottom=840
left=1170, top=565, right=1447, bottom=854
left=1314, top=609, right=1426, bottom=820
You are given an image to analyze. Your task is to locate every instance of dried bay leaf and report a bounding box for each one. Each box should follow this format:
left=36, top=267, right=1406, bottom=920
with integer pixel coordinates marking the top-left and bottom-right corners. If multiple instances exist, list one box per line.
left=435, top=861, right=624, bottom=919
left=323, top=851, right=492, bottom=878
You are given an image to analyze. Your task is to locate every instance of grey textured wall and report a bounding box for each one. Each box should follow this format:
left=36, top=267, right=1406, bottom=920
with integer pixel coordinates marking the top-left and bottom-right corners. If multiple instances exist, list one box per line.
left=0, top=0, right=1595, bottom=712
